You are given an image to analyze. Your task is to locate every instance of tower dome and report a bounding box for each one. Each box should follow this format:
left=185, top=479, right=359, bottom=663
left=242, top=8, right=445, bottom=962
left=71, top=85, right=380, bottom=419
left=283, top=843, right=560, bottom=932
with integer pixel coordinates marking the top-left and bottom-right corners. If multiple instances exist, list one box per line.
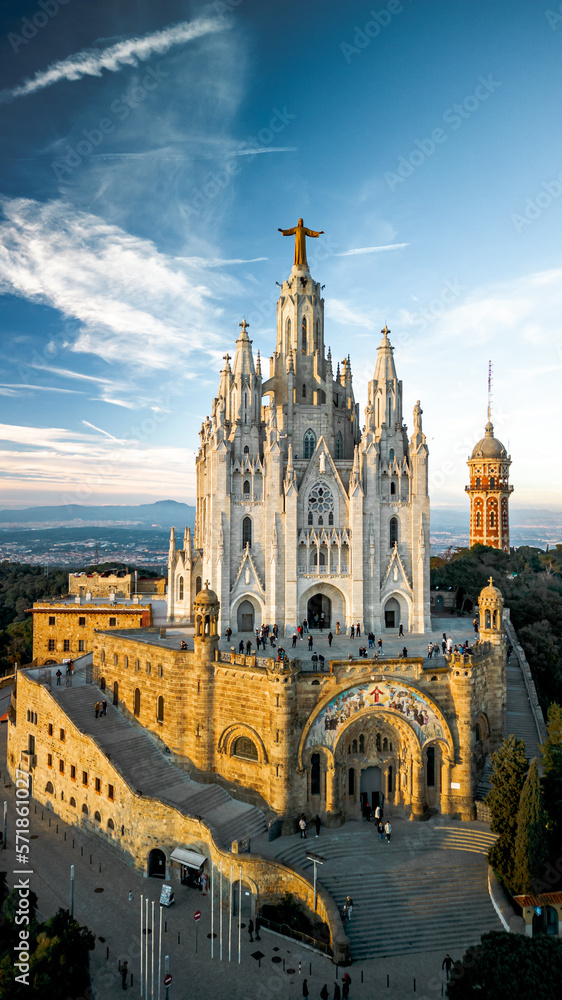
left=470, top=421, right=508, bottom=460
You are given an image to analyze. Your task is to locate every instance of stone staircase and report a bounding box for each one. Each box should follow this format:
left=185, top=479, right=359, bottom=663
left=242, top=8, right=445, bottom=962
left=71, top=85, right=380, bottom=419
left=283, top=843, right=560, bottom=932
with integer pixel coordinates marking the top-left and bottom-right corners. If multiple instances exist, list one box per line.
left=52, top=684, right=267, bottom=849
left=506, top=664, right=542, bottom=760
left=265, top=821, right=500, bottom=960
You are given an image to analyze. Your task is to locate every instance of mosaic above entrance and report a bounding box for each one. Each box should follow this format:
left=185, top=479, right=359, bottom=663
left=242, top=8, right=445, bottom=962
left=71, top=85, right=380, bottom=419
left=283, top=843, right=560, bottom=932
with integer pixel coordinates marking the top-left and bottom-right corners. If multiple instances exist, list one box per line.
left=304, top=679, right=447, bottom=752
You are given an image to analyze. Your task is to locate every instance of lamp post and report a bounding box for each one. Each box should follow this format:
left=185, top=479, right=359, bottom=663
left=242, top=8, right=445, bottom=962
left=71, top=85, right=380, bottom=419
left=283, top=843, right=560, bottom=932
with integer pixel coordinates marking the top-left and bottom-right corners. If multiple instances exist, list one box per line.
left=70, top=865, right=75, bottom=916
left=305, top=852, right=326, bottom=912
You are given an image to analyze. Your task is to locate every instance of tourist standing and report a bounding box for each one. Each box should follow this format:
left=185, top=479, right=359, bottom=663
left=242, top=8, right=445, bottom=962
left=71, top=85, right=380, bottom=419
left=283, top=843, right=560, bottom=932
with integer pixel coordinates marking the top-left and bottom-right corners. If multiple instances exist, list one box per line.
left=302, top=979, right=309, bottom=998
left=328, top=631, right=333, bottom=647
left=314, top=814, right=321, bottom=837
left=345, top=896, right=353, bottom=920
left=350, top=624, right=355, bottom=639
left=442, top=954, right=453, bottom=980
left=299, top=814, right=307, bottom=838
left=385, top=820, right=392, bottom=843
left=336, top=621, right=341, bottom=634
left=248, top=918, right=254, bottom=942
left=308, top=634, right=314, bottom=651
left=94, top=701, right=100, bottom=719
left=377, top=637, right=383, bottom=656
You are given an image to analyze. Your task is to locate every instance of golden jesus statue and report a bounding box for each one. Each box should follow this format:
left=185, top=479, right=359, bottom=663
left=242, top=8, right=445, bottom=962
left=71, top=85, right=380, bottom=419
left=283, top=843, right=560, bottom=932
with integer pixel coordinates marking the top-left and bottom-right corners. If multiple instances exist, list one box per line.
left=278, top=218, right=324, bottom=267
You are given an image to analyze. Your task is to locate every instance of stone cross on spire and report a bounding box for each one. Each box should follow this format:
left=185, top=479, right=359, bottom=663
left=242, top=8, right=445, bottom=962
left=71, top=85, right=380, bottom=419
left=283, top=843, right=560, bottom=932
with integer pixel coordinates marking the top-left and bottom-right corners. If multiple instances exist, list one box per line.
left=239, top=319, right=250, bottom=335
left=381, top=325, right=391, bottom=337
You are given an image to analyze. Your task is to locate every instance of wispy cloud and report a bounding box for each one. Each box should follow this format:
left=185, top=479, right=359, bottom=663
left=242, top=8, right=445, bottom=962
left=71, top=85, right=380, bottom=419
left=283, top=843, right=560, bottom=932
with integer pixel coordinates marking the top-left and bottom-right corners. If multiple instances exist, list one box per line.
left=0, top=17, right=227, bottom=104
left=324, top=299, right=376, bottom=330
left=0, top=383, right=84, bottom=395
left=334, top=243, right=409, bottom=256
left=82, top=420, right=118, bottom=440
left=229, top=147, right=297, bottom=156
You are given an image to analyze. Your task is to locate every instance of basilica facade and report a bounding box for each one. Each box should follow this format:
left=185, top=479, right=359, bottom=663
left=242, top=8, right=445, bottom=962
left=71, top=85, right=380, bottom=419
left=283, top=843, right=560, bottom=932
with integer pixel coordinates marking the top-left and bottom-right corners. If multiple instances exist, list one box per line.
left=168, top=223, right=431, bottom=635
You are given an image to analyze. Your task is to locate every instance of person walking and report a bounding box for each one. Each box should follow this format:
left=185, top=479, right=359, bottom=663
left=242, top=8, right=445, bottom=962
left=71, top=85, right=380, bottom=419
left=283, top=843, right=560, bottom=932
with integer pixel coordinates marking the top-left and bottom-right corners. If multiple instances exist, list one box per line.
left=292, top=632, right=298, bottom=648
left=308, top=634, right=313, bottom=651
left=56, top=669, right=62, bottom=685
left=472, top=617, right=478, bottom=633
left=120, top=960, right=128, bottom=990
left=385, top=820, right=392, bottom=843
left=102, top=699, right=107, bottom=715
left=342, top=973, right=351, bottom=999
left=398, top=621, right=404, bottom=637
left=320, top=986, right=329, bottom=1000
left=238, top=639, right=244, bottom=653
left=94, top=701, right=100, bottom=719
left=336, top=620, right=341, bottom=634
left=377, top=637, right=383, bottom=656
left=328, top=631, right=333, bottom=647
left=447, top=636, right=453, bottom=654
left=302, top=979, right=309, bottom=998
left=314, top=814, right=321, bottom=837
left=311, top=652, right=318, bottom=672
left=345, top=896, right=353, bottom=920
left=427, top=643, right=433, bottom=659
left=378, top=820, right=384, bottom=841
left=442, top=954, right=453, bottom=980
left=303, top=619, right=308, bottom=634
left=299, top=814, right=307, bottom=838
left=245, top=639, right=252, bottom=654
left=318, top=654, right=325, bottom=671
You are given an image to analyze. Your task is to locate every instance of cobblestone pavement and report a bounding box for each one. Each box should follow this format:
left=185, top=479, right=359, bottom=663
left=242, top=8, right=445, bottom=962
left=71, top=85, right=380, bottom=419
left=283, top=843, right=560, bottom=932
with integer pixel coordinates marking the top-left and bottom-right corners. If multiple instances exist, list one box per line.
left=1, top=724, right=492, bottom=1000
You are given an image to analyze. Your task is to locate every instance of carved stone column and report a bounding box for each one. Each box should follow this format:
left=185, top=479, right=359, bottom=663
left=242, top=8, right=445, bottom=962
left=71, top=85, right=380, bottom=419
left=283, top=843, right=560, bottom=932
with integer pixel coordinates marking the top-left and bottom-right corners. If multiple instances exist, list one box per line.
left=410, top=757, right=425, bottom=820
left=440, top=755, right=454, bottom=816
left=325, top=763, right=338, bottom=816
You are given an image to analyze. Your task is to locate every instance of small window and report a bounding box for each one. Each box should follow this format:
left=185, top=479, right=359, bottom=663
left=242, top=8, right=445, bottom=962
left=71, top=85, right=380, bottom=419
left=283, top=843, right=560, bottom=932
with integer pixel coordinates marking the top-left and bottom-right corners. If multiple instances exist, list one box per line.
left=45, top=781, right=54, bottom=795
left=302, top=383, right=306, bottom=398
left=389, top=517, right=398, bottom=547
left=134, top=688, right=141, bottom=717
left=48, top=639, right=55, bottom=652
left=242, top=516, right=252, bottom=549
left=78, top=617, right=86, bottom=627
left=82, top=771, right=88, bottom=786
left=107, top=818, right=115, bottom=830
left=100, top=649, right=105, bottom=664
left=113, top=654, right=118, bottom=666
left=124, top=656, right=129, bottom=669
left=48, top=723, right=53, bottom=736
left=70, top=797, right=76, bottom=808
left=49, top=616, right=55, bottom=626
left=95, top=778, right=101, bottom=793
left=243, top=479, right=251, bottom=496
left=146, top=661, right=151, bottom=675
left=308, top=512, right=313, bottom=525
left=47, top=754, right=52, bottom=768
left=389, top=449, right=394, bottom=461
left=490, top=477, right=495, bottom=489
left=476, top=512, right=481, bottom=528
left=303, top=428, right=316, bottom=459
left=94, top=811, right=101, bottom=823
left=490, top=511, right=495, bottom=528
left=78, top=640, right=85, bottom=652
left=108, top=784, right=114, bottom=801
left=301, top=315, right=307, bottom=353
left=135, top=659, right=140, bottom=672
left=70, top=765, right=76, bottom=780
left=60, top=728, right=65, bottom=741
left=59, top=760, right=64, bottom=774
left=390, top=482, right=396, bottom=496
left=359, top=734, right=364, bottom=753
left=352, top=739, right=357, bottom=753
left=63, top=639, right=70, bottom=651
left=109, top=617, right=117, bottom=627
left=348, top=767, right=355, bottom=795
left=328, top=513, right=334, bottom=525
left=158, top=664, right=163, bottom=678
left=82, top=804, right=88, bottom=815
left=233, top=736, right=258, bottom=761
left=157, top=696, right=164, bottom=723
left=244, top=445, right=250, bottom=454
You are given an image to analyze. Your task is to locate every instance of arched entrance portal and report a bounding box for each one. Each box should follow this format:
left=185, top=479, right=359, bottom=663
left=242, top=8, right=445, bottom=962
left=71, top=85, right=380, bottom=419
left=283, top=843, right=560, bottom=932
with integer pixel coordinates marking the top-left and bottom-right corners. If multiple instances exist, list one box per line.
left=307, top=593, right=331, bottom=629
left=384, top=597, right=400, bottom=629
left=360, top=766, right=384, bottom=810
left=148, top=848, right=166, bottom=878
left=237, top=600, right=254, bottom=632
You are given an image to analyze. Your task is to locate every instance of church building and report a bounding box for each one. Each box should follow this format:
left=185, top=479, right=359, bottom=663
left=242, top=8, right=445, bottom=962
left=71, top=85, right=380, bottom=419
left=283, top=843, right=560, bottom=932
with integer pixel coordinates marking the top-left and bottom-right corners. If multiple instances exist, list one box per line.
left=168, top=221, right=431, bottom=635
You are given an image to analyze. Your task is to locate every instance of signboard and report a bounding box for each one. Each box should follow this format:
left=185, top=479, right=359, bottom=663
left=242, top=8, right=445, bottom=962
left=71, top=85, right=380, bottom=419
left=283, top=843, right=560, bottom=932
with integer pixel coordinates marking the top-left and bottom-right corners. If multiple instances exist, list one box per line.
left=159, top=884, right=174, bottom=907
left=450, top=782, right=461, bottom=789
left=164, top=973, right=172, bottom=986
left=193, top=910, right=201, bottom=921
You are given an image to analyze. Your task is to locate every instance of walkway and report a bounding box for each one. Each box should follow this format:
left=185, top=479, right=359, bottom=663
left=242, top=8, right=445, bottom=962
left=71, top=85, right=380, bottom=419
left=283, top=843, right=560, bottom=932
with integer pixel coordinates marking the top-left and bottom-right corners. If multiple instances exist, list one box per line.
left=51, top=681, right=267, bottom=849
left=255, top=818, right=500, bottom=961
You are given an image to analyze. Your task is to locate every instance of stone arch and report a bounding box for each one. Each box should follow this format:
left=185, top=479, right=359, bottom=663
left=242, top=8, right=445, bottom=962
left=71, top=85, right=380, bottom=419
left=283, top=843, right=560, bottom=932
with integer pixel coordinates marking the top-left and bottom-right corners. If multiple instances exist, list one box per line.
left=147, top=847, right=167, bottom=878
left=231, top=594, right=264, bottom=632
left=218, top=723, right=269, bottom=764
left=381, top=589, right=412, bottom=631
left=302, top=744, right=334, bottom=803
left=298, top=582, right=347, bottom=632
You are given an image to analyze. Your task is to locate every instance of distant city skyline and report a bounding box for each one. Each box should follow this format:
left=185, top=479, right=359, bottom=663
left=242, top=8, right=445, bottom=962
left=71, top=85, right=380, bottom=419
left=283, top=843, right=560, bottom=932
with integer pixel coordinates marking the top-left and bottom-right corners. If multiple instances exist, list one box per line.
left=1, top=0, right=561, bottom=511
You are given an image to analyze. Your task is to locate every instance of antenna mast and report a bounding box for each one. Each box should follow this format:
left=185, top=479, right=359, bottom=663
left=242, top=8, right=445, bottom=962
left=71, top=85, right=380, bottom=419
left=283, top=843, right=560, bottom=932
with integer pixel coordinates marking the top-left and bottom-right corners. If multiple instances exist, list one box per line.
left=487, top=360, right=492, bottom=422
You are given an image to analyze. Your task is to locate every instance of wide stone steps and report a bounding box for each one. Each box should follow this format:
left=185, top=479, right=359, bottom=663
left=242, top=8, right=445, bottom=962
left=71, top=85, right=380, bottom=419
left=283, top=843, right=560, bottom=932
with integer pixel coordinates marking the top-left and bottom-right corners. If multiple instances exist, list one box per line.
left=53, top=684, right=267, bottom=848
left=269, top=823, right=500, bottom=959
left=505, top=663, right=542, bottom=760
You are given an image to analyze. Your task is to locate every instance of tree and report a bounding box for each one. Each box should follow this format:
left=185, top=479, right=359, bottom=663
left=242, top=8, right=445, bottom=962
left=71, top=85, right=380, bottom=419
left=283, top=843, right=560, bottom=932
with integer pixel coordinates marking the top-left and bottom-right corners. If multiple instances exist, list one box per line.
left=0, top=908, right=94, bottom=999
left=446, top=931, right=562, bottom=1000
left=540, top=703, right=562, bottom=883
left=511, top=758, right=549, bottom=895
left=486, top=735, right=528, bottom=889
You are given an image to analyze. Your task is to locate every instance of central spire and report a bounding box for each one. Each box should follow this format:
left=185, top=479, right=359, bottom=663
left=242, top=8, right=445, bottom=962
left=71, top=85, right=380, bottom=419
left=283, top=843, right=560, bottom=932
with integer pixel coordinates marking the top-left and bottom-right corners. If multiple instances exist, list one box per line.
left=278, top=217, right=324, bottom=268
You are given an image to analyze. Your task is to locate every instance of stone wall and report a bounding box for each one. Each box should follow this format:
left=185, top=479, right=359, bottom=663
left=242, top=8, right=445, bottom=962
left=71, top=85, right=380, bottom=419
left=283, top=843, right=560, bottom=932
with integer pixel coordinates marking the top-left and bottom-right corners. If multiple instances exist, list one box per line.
left=7, top=668, right=349, bottom=962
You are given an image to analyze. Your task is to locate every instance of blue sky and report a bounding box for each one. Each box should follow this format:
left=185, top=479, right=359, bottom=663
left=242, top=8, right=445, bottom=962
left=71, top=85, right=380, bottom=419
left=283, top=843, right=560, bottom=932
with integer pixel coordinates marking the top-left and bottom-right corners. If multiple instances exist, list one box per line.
left=0, top=0, right=561, bottom=511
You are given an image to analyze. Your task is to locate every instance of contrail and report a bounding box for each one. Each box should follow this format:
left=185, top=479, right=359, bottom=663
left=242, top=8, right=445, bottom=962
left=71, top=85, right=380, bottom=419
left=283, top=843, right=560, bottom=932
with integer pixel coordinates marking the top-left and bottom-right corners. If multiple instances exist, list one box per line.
left=0, top=16, right=227, bottom=104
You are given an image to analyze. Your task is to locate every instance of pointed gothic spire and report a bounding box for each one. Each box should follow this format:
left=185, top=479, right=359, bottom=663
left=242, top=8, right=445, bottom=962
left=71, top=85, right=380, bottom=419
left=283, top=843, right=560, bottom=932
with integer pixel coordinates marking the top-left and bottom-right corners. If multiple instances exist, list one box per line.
left=286, top=443, right=295, bottom=484
left=183, top=526, right=191, bottom=552
left=232, top=319, right=256, bottom=377
left=373, top=325, right=398, bottom=382
left=168, top=526, right=176, bottom=558
left=256, top=349, right=262, bottom=377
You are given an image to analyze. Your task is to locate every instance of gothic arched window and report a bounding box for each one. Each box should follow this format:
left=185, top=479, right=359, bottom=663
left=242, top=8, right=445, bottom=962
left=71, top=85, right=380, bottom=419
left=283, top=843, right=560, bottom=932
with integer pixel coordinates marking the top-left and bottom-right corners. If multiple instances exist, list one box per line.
left=389, top=448, right=394, bottom=461
left=335, top=431, right=343, bottom=460
left=426, top=746, right=435, bottom=787
left=157, top=696, right=164, bottom=722
left=390, top=482, right=396, bottom=496
left=244, top=445, right=249, bottom=454
left=302, top=384, right=306, bottom=397
left=328, top=512, right=334, bottom=525
left=243, top=479, right=250, bottom=496
left=475, top=477, right=481, bottom=487
left=311, top=753, right=321, bottom=795
left=301, top=315, right=307, bottom=353
left=308, top=511, right=313, bottom=525
left=490, top=477, right=495, bottom=489
left=303, top=428, right=316, bottom=459
left=490, top=511, right=495, bottom=528
left=389, top=517, right=398, bottom=547
left=476, top=512, right=481, bottom=528
left=308, top=482, right=334, bottom=525
left=285, top=317, right=291, bottom=350
left=359, top=734, right=364, bottom=753
left=178, top=577, right=184, bottom=601
left=242, top=516, right=252, bottom=548
left=233, top=736, right=258, bottom=761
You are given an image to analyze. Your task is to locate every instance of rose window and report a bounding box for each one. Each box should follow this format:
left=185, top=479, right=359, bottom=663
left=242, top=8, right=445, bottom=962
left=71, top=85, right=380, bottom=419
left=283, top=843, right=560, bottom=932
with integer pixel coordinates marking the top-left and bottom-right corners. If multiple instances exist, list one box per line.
left=308, top=483, right=334, bottom=515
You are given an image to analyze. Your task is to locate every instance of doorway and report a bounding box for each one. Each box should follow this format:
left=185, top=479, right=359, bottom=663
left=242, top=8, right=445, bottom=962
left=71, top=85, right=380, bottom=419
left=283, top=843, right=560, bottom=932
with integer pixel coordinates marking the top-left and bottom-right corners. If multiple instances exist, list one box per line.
left=384, top=597, right=400, bottom=629
left=307, top=594, right=331, bottom=629
left=360, top=766, right=384, bottom=809
left=233, top=882, right=254, bottom=918
left=237, top=600, right=255, bottom=632
left=148, top=848, right=166, bottom=878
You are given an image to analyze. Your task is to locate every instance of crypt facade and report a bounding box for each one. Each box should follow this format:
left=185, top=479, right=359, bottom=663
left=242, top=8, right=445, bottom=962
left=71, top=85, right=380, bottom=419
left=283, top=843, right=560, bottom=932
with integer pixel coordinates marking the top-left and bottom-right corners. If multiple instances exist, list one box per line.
left=168, top=221, right=431, bottom=635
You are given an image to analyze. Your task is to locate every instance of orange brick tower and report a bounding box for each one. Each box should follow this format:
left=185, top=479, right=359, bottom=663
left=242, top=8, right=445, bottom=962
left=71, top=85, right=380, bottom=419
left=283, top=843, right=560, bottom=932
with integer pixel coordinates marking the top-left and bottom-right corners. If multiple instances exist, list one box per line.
left=465, top=364, right=513, bottom=551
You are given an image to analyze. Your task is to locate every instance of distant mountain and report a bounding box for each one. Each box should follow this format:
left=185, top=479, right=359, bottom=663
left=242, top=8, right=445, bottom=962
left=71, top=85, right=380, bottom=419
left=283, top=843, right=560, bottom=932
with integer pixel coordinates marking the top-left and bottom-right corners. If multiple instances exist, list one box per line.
left=0, top=500, right=195, bottom=529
